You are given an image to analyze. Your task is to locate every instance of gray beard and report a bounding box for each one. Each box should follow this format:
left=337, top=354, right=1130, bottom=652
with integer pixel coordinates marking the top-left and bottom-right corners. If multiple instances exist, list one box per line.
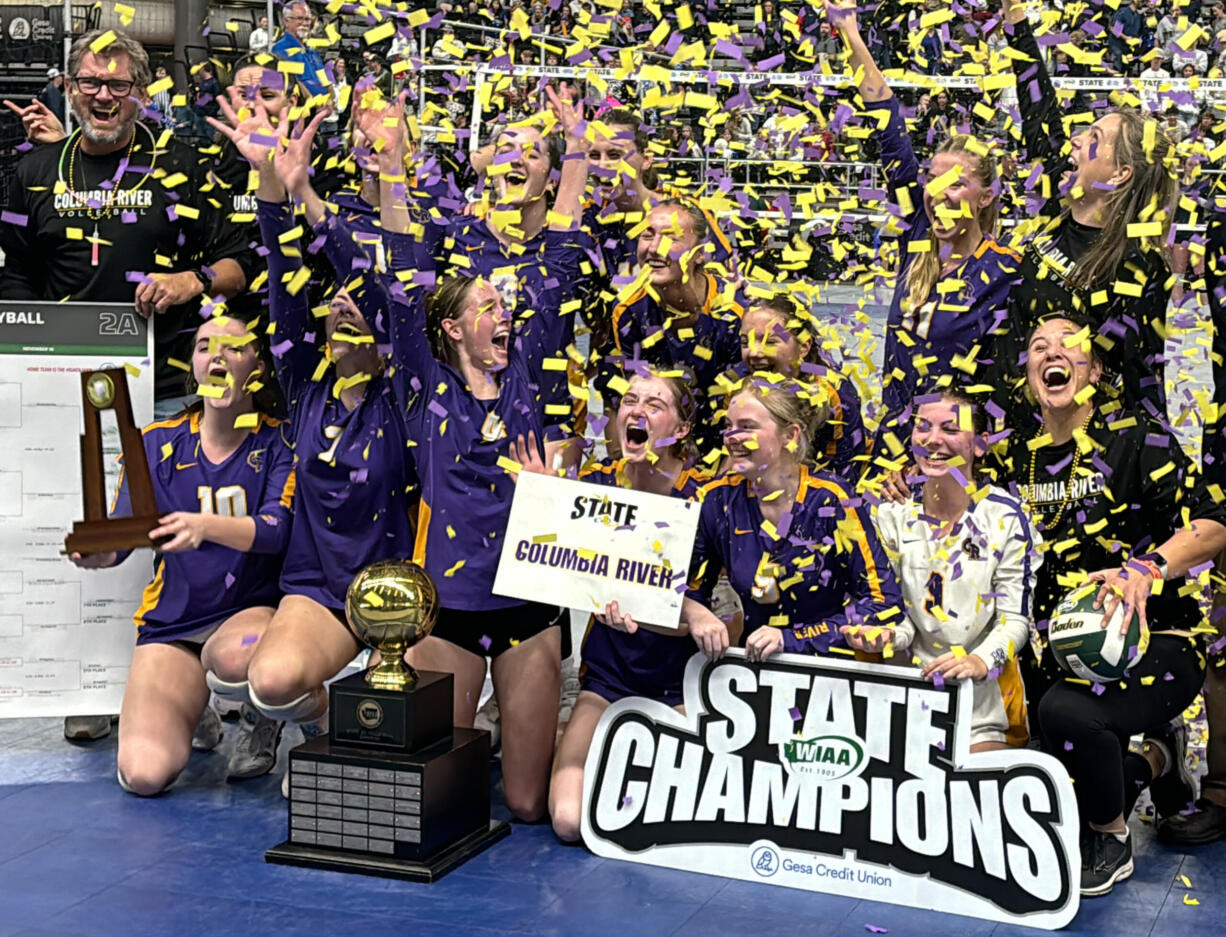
left=72, top=102, right=135, bottom=147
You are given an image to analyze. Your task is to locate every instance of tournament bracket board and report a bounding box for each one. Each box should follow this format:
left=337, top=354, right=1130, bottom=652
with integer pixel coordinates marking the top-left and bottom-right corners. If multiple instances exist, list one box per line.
left=493, top=472, right=701, bottom=627
left=582, top=650, right=1080, bottom=930
left=0, top=301, right=153, bottom=718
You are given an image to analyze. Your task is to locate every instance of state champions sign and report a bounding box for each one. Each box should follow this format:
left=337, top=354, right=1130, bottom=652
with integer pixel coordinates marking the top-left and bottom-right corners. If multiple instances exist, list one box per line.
left=581, top=651, right=1079, bottom=930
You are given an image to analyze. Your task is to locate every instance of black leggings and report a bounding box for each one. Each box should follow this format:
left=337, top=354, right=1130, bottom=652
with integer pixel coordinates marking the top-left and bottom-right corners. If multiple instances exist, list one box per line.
left=1038, top=633, right=1205, bottom=827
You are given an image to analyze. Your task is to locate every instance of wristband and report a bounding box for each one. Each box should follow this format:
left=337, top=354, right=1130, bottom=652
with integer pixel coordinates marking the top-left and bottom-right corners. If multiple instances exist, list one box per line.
left=189, top=268, right=212, bottom=295
left=1132, top=554, right=1166, bottom=580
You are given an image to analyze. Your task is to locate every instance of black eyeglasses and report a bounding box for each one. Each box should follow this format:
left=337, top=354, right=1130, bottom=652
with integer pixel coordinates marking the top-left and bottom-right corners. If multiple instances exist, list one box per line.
left=72, top=76, right=135, bottom=97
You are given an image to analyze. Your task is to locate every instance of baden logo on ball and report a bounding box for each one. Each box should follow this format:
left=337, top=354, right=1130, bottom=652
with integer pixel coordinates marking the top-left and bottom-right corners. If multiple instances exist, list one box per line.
left=266, top=559, right=510, bottom=881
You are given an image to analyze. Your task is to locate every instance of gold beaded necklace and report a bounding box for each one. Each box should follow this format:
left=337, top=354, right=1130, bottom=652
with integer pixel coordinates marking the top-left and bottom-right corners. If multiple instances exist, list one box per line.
left=60, top=125, right=148, bottom=221
left=1025, top=408, right=1094, bottom=532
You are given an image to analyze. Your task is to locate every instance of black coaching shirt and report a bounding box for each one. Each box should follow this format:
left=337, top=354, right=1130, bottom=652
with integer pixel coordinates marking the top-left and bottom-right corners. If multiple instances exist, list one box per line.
left=0, top=126, right=252, bottom=398
left=991, top=407, right=1226, bottom=633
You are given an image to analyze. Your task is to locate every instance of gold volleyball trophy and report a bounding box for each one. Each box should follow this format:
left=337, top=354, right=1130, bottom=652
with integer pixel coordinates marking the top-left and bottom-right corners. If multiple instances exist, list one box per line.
left=266, top=559, right=509, bottom=881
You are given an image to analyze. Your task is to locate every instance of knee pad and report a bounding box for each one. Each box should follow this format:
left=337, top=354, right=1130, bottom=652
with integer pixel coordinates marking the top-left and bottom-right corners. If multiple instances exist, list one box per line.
left=205, top=671, right=251, bottom=705
left=248, top=685, right=321, bottom=723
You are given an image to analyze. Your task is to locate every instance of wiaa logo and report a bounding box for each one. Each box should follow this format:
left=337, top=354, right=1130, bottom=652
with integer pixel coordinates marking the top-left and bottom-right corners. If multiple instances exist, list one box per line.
left=780, top=734, right=866, bottom=783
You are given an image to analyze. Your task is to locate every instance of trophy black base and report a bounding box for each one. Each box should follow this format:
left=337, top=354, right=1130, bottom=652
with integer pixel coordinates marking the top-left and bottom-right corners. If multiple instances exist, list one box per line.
left=271, top=728, right=499, bottom=879
left=265, top=819, right=511, bottom=883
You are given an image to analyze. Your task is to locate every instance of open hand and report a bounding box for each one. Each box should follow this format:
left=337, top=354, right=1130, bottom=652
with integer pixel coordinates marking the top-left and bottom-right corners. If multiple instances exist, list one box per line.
left=508, top=431, right=551, bottom=477
left=1088, top=565, right=1153, bottom=633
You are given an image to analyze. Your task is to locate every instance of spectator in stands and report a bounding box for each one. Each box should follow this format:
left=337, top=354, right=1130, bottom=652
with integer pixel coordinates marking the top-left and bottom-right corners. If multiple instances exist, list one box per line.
left=150, top=64, right=172, bottom=117
left=1139, top=49, right=1171, bottom=113
left=274, top=1, right=329, bottom=97
left=329, top=56, right=351, bottom=128
left=1172, top=33, right=1209, bottom=73
left=249, top=15, right=271, bottom=53
left=365, top=57, right=394, bottom=99
left=1109, top=0, right=1144, bottom=73
left=432, top=24, right=459, bottom=61
left=815, top=21, right=840, bottom=62
left=1155, top=7, right=1182, bottom=52
left=192, top=62, right=221, bottom=140
left=38, top=68, right=65, bottom=123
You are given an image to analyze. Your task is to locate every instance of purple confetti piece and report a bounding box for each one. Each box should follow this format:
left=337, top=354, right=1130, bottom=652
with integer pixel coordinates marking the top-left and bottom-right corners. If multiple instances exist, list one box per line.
left=241, top=633, right=259, bottom=647
left=479, top=635, right=492, bottom=651
left=788, top=706, right=801, bottom=721
left=865, top=927, right=888, bottom=934
left=1, top=211, right=28, bottom=227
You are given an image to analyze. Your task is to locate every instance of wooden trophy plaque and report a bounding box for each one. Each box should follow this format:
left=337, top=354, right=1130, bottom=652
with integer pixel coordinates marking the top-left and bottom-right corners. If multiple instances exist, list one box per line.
left=63, top=368, right=162, bottom=555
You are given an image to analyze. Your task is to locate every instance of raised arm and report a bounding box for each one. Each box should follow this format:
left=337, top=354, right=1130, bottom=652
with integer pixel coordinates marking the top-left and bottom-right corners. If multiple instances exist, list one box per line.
left=826, top=2, right=920, bottom=210
left=826, top=0, right=891, bottom=103
left=318, top=209, right=436, bottom=408
left=1002, top=0, right=1068, bottom=180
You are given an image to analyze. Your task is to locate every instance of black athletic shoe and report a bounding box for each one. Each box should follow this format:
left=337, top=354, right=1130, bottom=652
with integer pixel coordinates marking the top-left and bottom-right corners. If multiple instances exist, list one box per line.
left=1145, top=721, right=1196, bottom=819
left=1157, top=798, right=1226, bottom=846
left=1081, top=829, right=1134, bottom=897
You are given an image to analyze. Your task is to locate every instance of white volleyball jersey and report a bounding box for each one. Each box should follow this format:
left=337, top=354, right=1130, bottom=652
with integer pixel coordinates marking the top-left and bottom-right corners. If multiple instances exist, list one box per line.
left=873, top=485, right=1042, bottom=745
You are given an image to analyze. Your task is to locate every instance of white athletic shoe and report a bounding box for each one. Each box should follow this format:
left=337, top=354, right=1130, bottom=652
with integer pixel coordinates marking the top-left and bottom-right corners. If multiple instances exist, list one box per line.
left=191, top=705, right=223, bottom=752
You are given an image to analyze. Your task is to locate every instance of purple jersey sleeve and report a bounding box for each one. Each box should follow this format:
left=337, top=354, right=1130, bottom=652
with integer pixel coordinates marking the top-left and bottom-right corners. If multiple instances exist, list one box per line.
left=780, top=496, right=903, bottom=655
left=685, top=486, right=726, bottom=608
left=249, top=434, right=295, bottom=554
left=257, top=199, right=320, bottom=398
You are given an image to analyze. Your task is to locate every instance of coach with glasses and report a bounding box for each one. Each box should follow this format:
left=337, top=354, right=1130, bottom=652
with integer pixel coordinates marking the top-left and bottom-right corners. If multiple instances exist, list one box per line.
left=0, top=27, right=254, bottom=742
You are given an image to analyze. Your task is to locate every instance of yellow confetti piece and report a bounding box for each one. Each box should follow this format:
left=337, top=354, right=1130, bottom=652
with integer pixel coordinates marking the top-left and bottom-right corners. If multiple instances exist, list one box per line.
left=123, top=363, right=140, bottom=378
left=174, top=204, right=200, bottom=221
left=363, top=590, right=385, bottom=607
left=89, top=30, right=118, bottom=53
left=1179, top=874, right=1192, bottom=888
left=197, top=384, right=224, bottom=399
left=114, top=3, right=135, bottom=25
left=364, top=20, right=395, bottom=45
left=160, top=443, right=173, bottom=462
left=443, top=560, right=465, bottom=578
left=1126, top=222, right=1162, bottom=239
left=1183, top=895, right=1199, bottom=906
left=497, top=455, right=522, bottom=473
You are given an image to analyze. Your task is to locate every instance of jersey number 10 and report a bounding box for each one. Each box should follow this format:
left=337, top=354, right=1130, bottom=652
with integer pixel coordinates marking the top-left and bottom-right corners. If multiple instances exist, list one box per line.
left=197, top=485, right=249, bottom=517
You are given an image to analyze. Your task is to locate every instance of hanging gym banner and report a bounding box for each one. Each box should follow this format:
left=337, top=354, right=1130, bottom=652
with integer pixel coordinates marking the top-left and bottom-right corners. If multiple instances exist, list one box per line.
left=581, top=650, right=1080, bottom=931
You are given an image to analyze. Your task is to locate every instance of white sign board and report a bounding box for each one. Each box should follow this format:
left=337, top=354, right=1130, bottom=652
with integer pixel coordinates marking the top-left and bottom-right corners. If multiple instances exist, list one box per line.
left=0, top=302, right=153, bottom=717
left=493, top=472, right=701, bottom=627
left=582, top=651, right=1081, bottom=931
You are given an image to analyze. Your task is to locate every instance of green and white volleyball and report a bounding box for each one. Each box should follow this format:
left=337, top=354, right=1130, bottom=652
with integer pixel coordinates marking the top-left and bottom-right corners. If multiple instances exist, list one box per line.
left=1047, top=585, right=1146, bottom=683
